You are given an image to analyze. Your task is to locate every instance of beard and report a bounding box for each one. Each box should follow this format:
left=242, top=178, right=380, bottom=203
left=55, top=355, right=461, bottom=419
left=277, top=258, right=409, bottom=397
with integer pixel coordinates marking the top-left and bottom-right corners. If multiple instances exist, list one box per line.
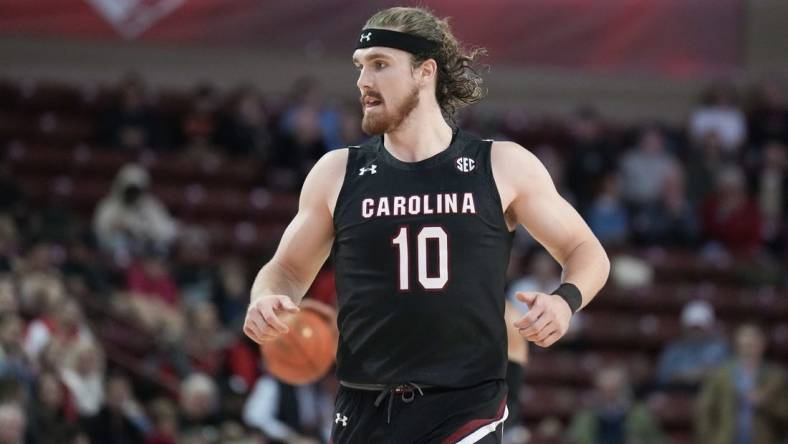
left=361, top=86, right=420, bottom=135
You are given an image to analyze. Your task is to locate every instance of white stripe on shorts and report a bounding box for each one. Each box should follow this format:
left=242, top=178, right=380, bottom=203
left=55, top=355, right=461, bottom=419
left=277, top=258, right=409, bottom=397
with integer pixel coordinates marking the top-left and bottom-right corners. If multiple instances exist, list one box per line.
left=456, top=405, right=509, bottom=444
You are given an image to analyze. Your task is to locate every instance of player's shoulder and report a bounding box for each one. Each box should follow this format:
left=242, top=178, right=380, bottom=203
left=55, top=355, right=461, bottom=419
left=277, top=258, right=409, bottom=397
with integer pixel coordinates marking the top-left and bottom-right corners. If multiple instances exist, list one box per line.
left=489, top=139, right=529, bottom=153
left=311, top=148, right=350, bottom=177
left=302, top=149, right=351, bottom=209
left=489, top=140, right=540, bottom=169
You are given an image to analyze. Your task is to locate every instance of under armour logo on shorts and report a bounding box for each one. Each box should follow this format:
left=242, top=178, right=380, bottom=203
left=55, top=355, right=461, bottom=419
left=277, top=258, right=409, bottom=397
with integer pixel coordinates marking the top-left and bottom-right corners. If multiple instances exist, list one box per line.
left=359, top=164, right=377, bottom=175
left=360, top=32, right=372, bottom=42
left=335, top=413, right=349, bottom=427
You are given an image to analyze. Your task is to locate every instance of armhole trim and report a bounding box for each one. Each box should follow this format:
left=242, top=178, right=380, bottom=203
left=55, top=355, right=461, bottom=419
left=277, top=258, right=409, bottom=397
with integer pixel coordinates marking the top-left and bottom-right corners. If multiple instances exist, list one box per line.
left=331, top=147, right=357, bottom=228
left=485, top=140, right=515, bottom=233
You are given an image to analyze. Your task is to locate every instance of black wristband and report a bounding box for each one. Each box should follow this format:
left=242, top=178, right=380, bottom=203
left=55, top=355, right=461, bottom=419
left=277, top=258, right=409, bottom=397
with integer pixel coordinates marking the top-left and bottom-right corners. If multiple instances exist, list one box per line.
left=551, top=283, right=582, bottom=313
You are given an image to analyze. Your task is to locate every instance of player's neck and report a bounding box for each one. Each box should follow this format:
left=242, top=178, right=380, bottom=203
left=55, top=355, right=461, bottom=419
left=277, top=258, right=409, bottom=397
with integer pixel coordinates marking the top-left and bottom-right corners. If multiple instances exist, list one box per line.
left=383, top=104, right=453, bottom=162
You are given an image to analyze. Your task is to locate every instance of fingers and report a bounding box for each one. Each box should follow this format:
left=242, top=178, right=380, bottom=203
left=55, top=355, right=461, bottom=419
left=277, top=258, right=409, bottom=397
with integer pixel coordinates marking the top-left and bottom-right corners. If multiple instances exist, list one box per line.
left=515, top=291, right=537, bottom=307
left=514, top=297, right=545, bottom=329
left=518, top=312, right=550, bottom=339
left=243, top=316, right=278, bottom=343
left=276, top=296, right=300, bottom=313
left=260, top=302, right=290, bottom=334
left=533, top=330, right=562, bottom=348
left=243, top=295, right=301, bottom=343
left=513, top=292, right=568, bottom=348
left=527, top=323, right=557, bottom=343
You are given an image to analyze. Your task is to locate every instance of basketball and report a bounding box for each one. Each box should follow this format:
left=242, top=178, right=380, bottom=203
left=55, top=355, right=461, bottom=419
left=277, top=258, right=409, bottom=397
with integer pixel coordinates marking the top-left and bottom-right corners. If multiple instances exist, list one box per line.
left=260, top=306, right=338, bottom=385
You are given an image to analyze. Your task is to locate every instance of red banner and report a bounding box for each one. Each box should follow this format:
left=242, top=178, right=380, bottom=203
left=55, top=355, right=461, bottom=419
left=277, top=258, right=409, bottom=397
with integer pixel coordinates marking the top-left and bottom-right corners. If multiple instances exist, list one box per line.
left=0, top=0, right=742, bottom=76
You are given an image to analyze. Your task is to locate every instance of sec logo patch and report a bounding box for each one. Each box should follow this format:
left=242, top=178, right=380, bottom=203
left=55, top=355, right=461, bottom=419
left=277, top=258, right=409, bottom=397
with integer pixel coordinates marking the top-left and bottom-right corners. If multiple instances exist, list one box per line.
left=456, top=157, right=475, bottom=172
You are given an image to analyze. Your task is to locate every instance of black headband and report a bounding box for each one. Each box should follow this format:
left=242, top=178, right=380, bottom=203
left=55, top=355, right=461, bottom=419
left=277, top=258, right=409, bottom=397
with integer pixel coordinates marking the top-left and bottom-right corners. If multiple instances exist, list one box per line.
left=355, top=28, right=439, bottom=59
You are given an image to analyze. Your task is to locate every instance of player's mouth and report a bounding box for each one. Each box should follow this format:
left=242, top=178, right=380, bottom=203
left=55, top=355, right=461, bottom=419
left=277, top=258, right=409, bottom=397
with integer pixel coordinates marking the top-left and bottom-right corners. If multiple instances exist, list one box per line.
left=361, top=95, right=383, bottom=110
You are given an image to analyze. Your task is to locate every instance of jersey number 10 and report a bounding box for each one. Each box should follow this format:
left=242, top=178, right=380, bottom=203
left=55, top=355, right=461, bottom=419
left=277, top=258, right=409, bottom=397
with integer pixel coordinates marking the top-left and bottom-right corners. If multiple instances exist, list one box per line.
left=391, top=226, right=448, bottom=291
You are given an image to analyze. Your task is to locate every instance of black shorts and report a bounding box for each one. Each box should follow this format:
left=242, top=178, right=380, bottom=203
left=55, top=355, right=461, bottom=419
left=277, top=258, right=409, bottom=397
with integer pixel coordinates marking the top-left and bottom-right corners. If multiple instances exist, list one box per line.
left=329, top=379, right=508, bottom=444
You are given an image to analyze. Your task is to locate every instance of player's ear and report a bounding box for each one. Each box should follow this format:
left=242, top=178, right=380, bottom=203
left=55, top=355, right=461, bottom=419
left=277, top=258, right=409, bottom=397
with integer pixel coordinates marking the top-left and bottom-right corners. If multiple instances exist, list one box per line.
left=415, top=58, right=437, bottom=87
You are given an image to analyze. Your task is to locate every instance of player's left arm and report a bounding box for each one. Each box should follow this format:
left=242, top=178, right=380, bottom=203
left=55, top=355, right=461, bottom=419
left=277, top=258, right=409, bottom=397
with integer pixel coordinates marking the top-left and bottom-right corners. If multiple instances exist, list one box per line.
left=492, top=141, right=610, bottom=347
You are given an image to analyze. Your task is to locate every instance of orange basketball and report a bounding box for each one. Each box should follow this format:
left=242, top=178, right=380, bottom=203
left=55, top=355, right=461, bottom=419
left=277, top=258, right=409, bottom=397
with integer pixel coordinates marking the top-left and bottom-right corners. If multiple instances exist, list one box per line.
left=260, top=306, right=338, bottom=385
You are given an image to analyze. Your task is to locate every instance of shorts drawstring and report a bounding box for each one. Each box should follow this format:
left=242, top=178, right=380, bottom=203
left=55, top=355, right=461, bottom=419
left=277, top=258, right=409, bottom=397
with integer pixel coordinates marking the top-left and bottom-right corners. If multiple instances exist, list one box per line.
left=372, top=382, right=425, bottom=424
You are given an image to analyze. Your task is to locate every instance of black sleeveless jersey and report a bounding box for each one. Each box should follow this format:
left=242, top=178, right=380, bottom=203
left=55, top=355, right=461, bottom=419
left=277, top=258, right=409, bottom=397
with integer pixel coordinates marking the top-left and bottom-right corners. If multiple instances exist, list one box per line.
left=331, top=129, right=514, bottom=388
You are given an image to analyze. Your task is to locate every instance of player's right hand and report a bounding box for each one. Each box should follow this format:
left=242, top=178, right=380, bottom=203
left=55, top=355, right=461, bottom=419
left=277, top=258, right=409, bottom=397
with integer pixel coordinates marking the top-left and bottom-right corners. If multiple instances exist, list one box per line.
left=243, top=295, right=300, bottom=344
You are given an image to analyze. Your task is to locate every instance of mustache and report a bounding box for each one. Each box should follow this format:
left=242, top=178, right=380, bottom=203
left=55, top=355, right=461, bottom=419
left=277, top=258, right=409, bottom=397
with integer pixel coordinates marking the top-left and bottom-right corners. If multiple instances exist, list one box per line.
left=360, top=91, right=383, bottom=105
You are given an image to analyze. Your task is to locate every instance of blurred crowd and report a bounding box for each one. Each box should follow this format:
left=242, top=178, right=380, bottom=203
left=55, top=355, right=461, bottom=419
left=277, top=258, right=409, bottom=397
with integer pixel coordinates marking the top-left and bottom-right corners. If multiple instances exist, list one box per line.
left=102, top=73, right=788, bottom=262
left=503, top=251, right=787, bottom=444
left=0, top=71, right=787, bottom=444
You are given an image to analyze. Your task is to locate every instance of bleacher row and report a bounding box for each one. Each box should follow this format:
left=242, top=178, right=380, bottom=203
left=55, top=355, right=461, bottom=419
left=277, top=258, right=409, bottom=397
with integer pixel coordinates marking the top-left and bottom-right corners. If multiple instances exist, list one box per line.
left=2, top=78, right=786, bottom=444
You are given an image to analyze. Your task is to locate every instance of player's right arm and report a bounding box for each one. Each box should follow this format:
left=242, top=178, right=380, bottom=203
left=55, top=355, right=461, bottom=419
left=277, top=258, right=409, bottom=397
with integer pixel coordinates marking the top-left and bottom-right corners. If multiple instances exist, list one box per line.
left=243, top=149, right=348, bottom=344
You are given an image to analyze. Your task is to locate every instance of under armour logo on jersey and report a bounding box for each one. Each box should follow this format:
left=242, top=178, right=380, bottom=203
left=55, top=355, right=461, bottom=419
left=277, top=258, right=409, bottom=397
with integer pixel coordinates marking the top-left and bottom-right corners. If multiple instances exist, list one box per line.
left=359, top=164, right=377, bottom=176
left=456, top=157, right=476, bottom=172
left=360, top=32, right=372, bottom=42
left=335, top=413, right=349, bottom=427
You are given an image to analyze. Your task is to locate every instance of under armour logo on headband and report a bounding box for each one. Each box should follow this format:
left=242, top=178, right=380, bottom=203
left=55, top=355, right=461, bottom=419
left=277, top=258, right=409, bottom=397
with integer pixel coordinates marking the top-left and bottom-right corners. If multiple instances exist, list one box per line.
left=360, top=32, right=372, bottom=43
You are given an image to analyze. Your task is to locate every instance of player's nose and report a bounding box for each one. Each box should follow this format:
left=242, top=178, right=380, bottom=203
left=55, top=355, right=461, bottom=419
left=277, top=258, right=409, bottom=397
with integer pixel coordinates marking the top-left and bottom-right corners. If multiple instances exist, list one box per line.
left=356, top=67, right=373, bottom=91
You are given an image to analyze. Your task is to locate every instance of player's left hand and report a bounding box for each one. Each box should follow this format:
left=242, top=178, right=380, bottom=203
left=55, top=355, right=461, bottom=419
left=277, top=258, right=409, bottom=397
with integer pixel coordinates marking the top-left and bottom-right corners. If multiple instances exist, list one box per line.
left=513, top=292, right=572, bottom=347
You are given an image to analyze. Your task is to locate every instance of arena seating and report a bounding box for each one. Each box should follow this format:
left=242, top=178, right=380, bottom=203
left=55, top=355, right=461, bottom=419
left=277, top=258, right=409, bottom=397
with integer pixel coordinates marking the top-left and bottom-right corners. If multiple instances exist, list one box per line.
left=2, top=77, right=786, bottom=443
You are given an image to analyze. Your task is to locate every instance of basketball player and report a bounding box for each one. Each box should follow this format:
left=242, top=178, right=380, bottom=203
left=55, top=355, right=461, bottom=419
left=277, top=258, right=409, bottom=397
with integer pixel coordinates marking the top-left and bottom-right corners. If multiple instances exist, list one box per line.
left=244, top=7, right=609, bottom=443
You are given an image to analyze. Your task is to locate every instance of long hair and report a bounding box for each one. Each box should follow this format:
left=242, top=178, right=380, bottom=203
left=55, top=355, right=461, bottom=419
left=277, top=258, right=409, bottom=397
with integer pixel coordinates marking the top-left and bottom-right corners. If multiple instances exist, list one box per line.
left=364, top=6, right=488, bottom=119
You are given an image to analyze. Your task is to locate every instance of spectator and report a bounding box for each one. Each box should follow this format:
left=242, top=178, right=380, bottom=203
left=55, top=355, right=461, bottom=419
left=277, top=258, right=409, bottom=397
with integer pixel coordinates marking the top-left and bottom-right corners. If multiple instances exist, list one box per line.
left=632, top=166, right=699, bottom=246
left=689, top=82, right=747, bottom=154
left=123, top=249, right=184, bottom=343
left=750, top=141, right=787, bottom=256
left=179, top=373, right=222, bottom=434
left=0, top=314, right=34, bottom=391
left=126, top=249, right=179, bottom=307
left=84, top=373, right=149, bottom=444
left=336, top=102, right=364, bottom=148
left=0, top=276, right=16, bottom=316
left=619, top=127, right=680, bottom=208
left=181, top=84, right=223, bottom=161
left=93, top=164, right=178, bottom=262
left=173, top=229, right=218, bottom=307
left=100, top=73, right=160, bottom=151
left=219, top=420, right=265, bottom=444
left=23, top=291, right=93, bottom=366
left=279, top=77, right=340, bottom=152
left=566, top=107, right=616, bottom=211
left=217, top=87, right=272, bottom=158
left=747, top=78, right=788, bottom=147
left=567, top=365, right=664, bottom=444
left=587, top=172, right=630, bottom=245
left=16, top=242, right=60, bottom=276
left=214, top=257, right=249, bottom=328
left=686, top=131, right=726, bottom=204
left=0, top=162, right=25, bottom=216
left=696, top=324, right=788, bottom=444
left=182, top=301, right=232, bottom=378
left=701, top=166, right=762, bottom=255
left=61, top=236, right=111, bottom=295
left=656, top=300, right=729, bottom=389
left=145, top=398, right=178, bottom=444
left=0, top=402, right=25, bottom=444
left=271, top=105, right=327, bottom=190
left=59, top=338, right=105, bottom=418
left=242, top=374, right=322, bottom=444
left=26, top=371, right=78, bottom=444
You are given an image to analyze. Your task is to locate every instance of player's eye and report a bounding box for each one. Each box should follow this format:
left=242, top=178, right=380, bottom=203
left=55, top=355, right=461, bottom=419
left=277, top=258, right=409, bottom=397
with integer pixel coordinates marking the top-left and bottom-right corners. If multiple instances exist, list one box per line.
left=375, top=61, right=386, bottom=69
